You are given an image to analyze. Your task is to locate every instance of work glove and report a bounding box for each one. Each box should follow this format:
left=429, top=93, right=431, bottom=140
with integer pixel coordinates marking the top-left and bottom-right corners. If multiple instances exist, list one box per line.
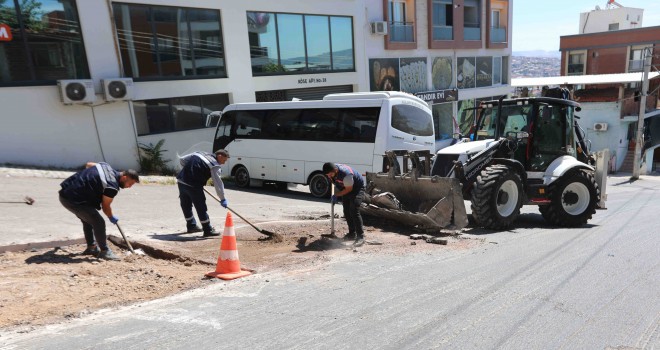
left=331, top=195, right=338, bottom=204
left=220, top=199, right=228, bottom=208
left=109, top=215, right=119, bottom=224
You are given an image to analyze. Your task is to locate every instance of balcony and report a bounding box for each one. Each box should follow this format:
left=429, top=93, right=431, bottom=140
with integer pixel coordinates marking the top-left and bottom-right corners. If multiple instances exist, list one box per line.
left=464, top=23, right=481, bottom=40
left=389, top=22, right=415, bottom=42
left=433, top=25, right=453, bottom=40
left=628, top=59, right=644, bottom=72
left=490, top=26, right=506, bottom=43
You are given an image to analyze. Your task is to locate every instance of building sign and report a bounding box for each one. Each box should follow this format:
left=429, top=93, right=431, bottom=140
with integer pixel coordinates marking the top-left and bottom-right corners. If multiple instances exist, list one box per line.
left=297, top=75, right=328, bottom=85
left=399, top=57, right=427, bottom=93
left=432, top=57, right=453, bottom=90
left=0, top=24, right=12, bottom=42
left=369, top=58, right=400, bottom=91
left=476, top=57, right=493, bottom=88
left=457, top=57, right=476, bottom=89
left=414, top=89, right=458, bottom=104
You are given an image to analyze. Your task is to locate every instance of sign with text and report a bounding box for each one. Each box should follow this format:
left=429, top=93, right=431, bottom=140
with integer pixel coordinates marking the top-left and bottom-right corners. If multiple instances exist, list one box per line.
left=0, top=24, right=12, bottom=42
left=296, top=75, right=328, bottom=85
left=414, top=89, right=458, bottom=104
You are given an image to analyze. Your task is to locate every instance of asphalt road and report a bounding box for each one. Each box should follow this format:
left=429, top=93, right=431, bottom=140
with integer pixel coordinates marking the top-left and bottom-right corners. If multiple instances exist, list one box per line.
left=1, top=174, right=659, bottom=349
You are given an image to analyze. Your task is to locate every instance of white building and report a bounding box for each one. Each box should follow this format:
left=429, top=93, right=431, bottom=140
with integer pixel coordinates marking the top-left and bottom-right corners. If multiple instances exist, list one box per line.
left=579, top=2, right=643, bottom=34
left=0, top=0, right=512, bottom=171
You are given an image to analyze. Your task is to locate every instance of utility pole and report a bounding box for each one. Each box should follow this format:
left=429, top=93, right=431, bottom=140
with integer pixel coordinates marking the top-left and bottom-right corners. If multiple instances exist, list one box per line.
left=631, top=47, right=652, bottom=180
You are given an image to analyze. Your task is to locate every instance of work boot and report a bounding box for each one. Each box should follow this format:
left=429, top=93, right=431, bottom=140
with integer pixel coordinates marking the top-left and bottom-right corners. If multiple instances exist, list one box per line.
left=81, top=245, right=99, bottom=256
left=97, top=249, right=121, bottom=261
left=202, top=225, right=220, bottom=237
left=343, top=232, right=356, bottom=241
left=353, top=235, right=365, bottom=247
left=186, top=224, right=202, bottom=233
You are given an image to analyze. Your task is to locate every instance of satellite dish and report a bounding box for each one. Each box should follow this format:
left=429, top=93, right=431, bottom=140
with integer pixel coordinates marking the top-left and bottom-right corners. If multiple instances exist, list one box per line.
left=107, top=81, right=127, bottom=99
left=65, top=82, right=87, bottom=101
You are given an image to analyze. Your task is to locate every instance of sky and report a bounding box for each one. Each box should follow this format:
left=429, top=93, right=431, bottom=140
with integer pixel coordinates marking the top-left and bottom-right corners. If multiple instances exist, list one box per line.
left=512, top=0, right=660, bottom=52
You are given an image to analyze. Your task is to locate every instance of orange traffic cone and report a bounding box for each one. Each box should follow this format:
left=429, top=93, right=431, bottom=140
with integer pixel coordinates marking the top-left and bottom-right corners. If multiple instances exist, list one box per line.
left=205, top=212, right=252, bottom=280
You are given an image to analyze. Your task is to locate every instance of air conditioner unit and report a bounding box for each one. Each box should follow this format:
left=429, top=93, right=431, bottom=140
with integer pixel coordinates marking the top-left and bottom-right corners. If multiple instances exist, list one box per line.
left=101, top=78, right=135, bottom=102
left=57, top=79, right=96, bottom=105
left=593, top=122, right=608, bottom=131
left=371, top=21, right=388, bottom=35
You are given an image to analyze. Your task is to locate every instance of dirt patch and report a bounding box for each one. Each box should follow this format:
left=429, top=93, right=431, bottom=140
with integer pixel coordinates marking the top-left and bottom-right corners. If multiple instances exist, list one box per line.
left=0, top=219, right=482, bottom=330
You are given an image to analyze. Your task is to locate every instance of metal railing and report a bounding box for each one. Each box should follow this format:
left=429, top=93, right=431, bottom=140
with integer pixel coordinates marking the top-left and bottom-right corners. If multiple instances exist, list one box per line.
left=432, top=25, right=452, bottom=40
left=389, top=22, right=415, bottom=42
left=490, top=26, right=506, bottom=43
left=464, top=24, right=481, bottom=40
left=628, top=59, right=644, bottom=72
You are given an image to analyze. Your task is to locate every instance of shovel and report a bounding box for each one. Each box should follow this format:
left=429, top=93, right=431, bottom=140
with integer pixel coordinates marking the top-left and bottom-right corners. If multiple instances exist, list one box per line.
left=115, top=222, right=145, bottom=255
left=0, top=196, right=35, bottom=205
left=203, top=187, right=283, bottom=242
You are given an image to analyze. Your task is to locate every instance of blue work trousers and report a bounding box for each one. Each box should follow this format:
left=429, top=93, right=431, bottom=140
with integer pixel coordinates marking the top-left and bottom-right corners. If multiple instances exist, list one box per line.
left=178, top=183, right=210, bottom=226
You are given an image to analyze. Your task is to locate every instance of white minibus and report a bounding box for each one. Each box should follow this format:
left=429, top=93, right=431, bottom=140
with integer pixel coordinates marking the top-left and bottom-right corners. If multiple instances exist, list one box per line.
left=212, top=91, right=435, bottom=197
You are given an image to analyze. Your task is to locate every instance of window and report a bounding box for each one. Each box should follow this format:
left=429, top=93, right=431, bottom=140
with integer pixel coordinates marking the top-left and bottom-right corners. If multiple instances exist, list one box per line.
left=432, top=103, right=454, bottom=140
left=463, top=0, right=481, bottom=40
left=247, top=12, right=354, bottom=75
left=134, top=93, right=229, bottom=135
left=568, top=52, right=585, bottom=75
left=490, top=8, right=506, bottom=43
left=608, top=23, right=619, bottom=31
left=493, top=56, right=502, bottom=84
left=0, top=0, right=89, bottom=85
left=432, top=0, right=453, bottom=40
left=389, top=0, right=414, bottom=42
left=629, top=48, right=644, bottom=72
left=112, top=3, right=225, bottom=79
left=391, top=104, right=434, bottom=136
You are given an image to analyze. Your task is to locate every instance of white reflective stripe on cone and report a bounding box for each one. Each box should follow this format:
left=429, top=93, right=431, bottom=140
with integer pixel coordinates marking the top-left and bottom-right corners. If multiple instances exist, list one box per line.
left=220, top=250, right=239, bottom=260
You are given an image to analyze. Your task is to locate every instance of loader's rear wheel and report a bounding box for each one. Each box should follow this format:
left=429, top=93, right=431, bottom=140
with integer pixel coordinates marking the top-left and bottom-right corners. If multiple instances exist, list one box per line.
left=539, top=170, right=599, bottom=227
left=470, top=165, right=523, bottom=230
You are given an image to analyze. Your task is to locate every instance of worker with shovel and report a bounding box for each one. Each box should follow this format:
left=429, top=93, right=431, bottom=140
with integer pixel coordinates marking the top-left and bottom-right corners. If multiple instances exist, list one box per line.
left=59, top=162, right=139, bottom=260
left=176, top=149, right=229, bottom=237
left=323, top=162, right=366, bottom=247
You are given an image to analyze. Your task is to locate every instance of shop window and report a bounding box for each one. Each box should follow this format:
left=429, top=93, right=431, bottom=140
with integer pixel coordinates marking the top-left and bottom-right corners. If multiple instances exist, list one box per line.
left=247, top=12, right=354, bottom=75
left=112, top=3, right=225, bottom=79
left=0, top=0, right=89, bottom=85
left=134, top=93, right=229, bottom=136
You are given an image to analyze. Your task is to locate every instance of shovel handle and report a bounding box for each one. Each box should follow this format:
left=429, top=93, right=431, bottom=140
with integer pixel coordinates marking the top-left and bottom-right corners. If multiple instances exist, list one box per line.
left=202, top=187, right=263, bottom=233
left=115, top=222, right=136, bottom=254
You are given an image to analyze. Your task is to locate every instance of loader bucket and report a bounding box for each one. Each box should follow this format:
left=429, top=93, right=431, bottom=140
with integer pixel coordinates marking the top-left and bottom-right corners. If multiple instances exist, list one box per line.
left=362, top=172, right=468, bottom=231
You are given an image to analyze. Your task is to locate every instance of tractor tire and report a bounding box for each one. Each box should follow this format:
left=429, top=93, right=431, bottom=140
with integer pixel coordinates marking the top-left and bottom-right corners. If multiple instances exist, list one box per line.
left=309, top=173, right=330, bottom=198
left=470, top=164, right=523, bottom=230
left=234, top=166, right=250, bottom=188
left=539, top=169, right=599, bottom=227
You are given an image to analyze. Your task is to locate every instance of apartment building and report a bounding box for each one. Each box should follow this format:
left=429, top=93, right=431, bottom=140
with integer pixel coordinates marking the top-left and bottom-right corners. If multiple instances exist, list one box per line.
left=560, top=24, right=660, bottom=173
left=0, top=0, right=512, bottom=169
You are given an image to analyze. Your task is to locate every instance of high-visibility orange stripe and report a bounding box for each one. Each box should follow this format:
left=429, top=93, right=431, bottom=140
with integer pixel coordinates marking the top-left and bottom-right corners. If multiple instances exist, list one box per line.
left=221, top=236, right=237, bottom=250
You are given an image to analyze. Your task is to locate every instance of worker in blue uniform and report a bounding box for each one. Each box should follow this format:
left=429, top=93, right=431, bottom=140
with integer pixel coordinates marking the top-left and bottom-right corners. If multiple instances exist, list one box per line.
left=59, top=162, right=139, bottom=260
left=323, top=162, right=366, bottom=246
left=176, top=149, right=229, bottom=237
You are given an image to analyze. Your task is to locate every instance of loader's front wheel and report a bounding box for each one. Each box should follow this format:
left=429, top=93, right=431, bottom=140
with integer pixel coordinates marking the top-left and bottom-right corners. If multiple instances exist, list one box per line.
left=470, top=165, right=523, bottom=230
left=539, top=170, right=599, bottom=227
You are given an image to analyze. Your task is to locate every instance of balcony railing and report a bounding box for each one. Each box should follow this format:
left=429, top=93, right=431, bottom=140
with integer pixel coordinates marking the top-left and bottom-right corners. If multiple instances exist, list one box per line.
left=490, top=26, right=506, bottom=43
left=389, top=22, right=415, bottom=42
left=628, top=59, right=644, bottom=72
left=464, top=23, right=481, bottom=40
left=567, top=64, right=584, bottom=75
left=432, top=25, right=452, bottom=40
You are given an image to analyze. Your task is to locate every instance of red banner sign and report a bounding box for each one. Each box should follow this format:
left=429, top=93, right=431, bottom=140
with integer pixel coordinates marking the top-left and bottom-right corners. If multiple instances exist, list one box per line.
left=0, top=24, right=12, bottom=42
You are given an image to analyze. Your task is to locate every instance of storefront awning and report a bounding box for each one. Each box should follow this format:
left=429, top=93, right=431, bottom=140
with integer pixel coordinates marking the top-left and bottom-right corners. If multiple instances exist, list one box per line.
left=512, top=72, right=660, bottom=87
